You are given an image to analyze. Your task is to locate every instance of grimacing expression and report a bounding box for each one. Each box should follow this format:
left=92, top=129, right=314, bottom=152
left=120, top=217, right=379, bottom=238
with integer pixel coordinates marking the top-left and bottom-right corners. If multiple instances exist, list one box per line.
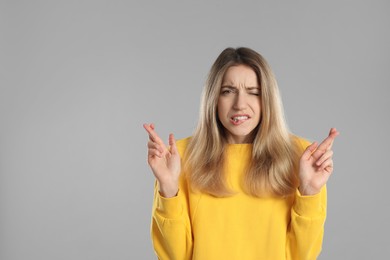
left=217, top=65, right=261, bottom=144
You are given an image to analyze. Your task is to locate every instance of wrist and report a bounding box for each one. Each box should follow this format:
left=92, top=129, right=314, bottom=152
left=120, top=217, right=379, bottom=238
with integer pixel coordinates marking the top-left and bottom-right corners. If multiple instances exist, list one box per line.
left=298, top=185, right=320, bottom=196
left=158, top=181, right=179, bottom=198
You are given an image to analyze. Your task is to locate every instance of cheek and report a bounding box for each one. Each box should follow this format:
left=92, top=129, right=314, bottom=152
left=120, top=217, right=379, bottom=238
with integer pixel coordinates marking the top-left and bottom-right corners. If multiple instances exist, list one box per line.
left=249, top=97, right=260, bottom=109
left=256, top=98, right=262, bottom=112
left=217, top=110, right=225, bottom=125
left=217, top=99, right=226, bottom=116
left=216, top=100, right=222, bottom=122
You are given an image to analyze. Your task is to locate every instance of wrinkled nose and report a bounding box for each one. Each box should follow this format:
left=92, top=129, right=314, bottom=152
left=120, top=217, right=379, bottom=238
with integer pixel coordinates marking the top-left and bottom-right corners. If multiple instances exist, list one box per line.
left=233, top=92, right=247, bottom=110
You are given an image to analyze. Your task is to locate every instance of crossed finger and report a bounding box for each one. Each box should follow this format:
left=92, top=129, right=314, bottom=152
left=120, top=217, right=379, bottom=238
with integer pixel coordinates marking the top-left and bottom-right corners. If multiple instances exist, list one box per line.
left=144, top=124, right=164, bottom=144
left=316, top=150, right=333, bottom=166
left=316, top=128, right=339, bottom=153
left=143, top=123, right=168, bottom=153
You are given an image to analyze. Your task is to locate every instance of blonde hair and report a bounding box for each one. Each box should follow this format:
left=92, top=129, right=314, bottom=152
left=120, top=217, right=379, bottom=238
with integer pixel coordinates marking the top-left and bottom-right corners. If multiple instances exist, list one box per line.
left=184, top=47, right=300, bottom=197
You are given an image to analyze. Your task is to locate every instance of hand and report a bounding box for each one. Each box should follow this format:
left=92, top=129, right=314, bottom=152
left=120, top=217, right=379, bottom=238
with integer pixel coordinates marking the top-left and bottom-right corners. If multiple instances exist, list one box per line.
left=299, top=128, right=339, bottom=196
left=143, top=123, right=181, bottom=198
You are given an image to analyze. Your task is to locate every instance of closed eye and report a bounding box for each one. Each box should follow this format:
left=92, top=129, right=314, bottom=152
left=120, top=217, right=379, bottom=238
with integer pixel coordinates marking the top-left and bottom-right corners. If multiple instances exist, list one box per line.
left=247, top=87, right=260, bottom=96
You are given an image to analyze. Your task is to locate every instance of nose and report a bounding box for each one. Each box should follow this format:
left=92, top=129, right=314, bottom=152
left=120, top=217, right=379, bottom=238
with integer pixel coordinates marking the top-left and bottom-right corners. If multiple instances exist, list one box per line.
left=233, top=91, right=247, bottom=110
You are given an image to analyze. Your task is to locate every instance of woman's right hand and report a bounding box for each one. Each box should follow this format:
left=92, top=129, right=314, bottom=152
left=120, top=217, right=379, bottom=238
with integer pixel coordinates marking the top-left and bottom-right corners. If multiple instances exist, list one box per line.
left=143, top=123, right=181, bottom=198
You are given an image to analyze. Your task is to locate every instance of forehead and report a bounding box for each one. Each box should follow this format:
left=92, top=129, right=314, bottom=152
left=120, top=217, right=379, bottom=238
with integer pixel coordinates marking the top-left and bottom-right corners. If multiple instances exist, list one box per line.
left=222, top=65, right=258, bottom=86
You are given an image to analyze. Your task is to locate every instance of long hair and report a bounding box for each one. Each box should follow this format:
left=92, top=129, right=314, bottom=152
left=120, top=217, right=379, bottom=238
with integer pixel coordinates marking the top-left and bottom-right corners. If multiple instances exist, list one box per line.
left=184, top=47, right=300, bottom=197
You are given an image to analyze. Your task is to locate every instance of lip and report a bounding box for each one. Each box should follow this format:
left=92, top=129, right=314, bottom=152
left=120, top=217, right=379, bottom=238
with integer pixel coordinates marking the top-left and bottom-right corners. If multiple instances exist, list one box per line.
left=230, top=114, right=250, bottom=125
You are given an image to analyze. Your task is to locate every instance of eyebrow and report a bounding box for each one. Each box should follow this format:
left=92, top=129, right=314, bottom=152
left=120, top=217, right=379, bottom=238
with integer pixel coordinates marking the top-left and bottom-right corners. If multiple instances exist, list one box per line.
left=246, top=86, right=260, bottom=90
left=221, top=85, right=260, bottom=90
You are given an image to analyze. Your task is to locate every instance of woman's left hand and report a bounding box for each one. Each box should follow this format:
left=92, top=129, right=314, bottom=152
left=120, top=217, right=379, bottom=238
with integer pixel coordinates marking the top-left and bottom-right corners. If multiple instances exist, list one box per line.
left=299, top=128, right=340, bottom=196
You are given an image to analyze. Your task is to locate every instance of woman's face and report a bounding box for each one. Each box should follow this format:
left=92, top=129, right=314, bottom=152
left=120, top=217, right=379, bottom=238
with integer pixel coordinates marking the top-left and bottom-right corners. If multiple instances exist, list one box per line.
left=217, top=65, right=261, bottom=144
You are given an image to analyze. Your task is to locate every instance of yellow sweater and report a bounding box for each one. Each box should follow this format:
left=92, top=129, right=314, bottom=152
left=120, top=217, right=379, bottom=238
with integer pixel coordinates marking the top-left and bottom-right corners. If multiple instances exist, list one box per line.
left=151, top=137, right=326, bottom=260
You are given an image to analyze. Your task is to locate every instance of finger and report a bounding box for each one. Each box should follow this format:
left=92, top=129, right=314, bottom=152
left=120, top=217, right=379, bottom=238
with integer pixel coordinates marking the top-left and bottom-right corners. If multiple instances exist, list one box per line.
left=317, top=128, right=339, bottom=152
left=301, top=141, right=318, bottom=161
left=147, top=140, right=164, bottom=154
left=315, top=150, right=334, bottom=166
left=326, top=128, right=339, bottom=150
left=148, top=148, right=163, bottom=158
left=143, top=123, right=155, bottom=141
left=143, top=123, right=165, bottom=147
left=168, top=133, right=178, bottom=155
left=324, top=165, right=334, bottom=174
left=318, top=158, right=333, bottom=172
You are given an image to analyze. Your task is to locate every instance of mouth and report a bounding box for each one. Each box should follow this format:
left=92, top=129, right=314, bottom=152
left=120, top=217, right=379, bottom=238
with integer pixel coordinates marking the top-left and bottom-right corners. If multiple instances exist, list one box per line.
left=230, top=115, right=250, bottom=125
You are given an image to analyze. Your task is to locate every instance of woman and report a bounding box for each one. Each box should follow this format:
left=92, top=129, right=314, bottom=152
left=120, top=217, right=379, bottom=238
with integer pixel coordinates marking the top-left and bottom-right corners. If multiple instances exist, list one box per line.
left=143, top=47, right=339, bottom=260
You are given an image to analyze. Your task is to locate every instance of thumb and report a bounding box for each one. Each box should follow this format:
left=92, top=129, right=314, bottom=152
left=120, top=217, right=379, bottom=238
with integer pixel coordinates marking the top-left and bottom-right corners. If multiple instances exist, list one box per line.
left=301, top=141, right=318, bottom=161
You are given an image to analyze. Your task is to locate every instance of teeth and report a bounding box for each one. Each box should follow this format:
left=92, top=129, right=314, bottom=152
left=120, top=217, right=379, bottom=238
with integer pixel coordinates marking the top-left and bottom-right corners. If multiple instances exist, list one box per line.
left=233, top=116, right=248, bottom=122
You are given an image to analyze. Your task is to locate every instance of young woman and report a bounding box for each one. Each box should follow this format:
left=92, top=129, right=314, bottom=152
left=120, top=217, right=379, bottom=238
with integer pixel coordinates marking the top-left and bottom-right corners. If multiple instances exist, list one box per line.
left=143, top=47, right=339, bottom=260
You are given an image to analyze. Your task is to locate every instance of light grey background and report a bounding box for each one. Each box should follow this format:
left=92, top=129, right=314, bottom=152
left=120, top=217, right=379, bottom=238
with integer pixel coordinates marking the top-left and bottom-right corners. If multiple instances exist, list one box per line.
left=1, top=1, right=389, bottom=259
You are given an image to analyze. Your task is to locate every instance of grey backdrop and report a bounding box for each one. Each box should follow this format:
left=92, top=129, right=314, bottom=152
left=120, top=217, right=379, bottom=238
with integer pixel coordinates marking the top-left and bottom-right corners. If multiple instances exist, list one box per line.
left=1, top=1, right=389, bottom=259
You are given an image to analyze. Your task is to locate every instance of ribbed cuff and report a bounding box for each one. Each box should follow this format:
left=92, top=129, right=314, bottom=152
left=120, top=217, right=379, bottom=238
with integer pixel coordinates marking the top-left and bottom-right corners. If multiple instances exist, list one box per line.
left=156, top=190, right=183, bottom=219
left=293, top=189, right=324, bottom=217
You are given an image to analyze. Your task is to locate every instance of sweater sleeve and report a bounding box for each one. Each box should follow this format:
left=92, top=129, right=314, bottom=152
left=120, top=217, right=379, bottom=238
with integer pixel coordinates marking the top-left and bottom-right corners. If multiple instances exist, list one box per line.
left=286, top=137, right=327, bottom=259
left=151, top=138, right=193, bottom=260
left=151, top=184, right=193, bottom=260
left=286, top=186, right=327, bottom=260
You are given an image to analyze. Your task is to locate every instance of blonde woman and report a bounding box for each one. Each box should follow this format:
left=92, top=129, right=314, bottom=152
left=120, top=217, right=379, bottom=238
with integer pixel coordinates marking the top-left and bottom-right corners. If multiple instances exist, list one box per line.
left=143, top=47, right=339, bottom=260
